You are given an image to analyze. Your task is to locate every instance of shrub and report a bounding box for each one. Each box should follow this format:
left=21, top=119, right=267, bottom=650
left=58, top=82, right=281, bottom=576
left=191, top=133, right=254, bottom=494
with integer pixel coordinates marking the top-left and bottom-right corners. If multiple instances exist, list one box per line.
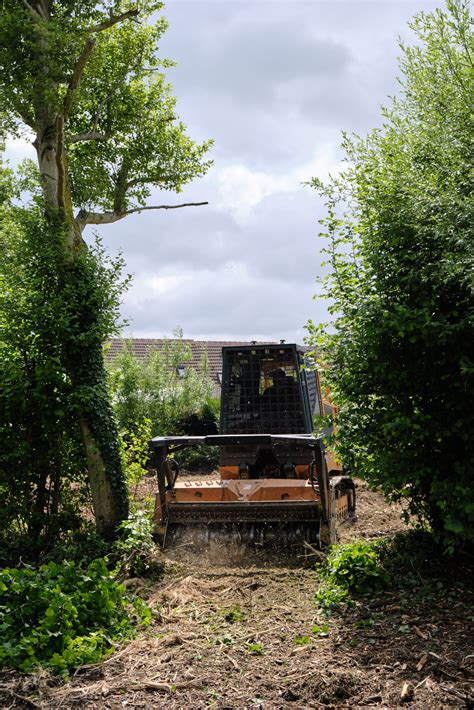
left=307, top=1, right=474, bottom=549
left=114, top=510, right=162, bottom=579
left=41, top=524, right=109, bottom=566
left=119, top=418, right=153, bottom=503
left=177, top=397, right=220, bottom=436
left=316, top=531, right=473, bottom=615
left=316, top=540, right=389, bottom=612
left=107, top=329, right=215, bottom=439
left=0, top=559, right=150, bottom=674
left=109, top=340, right=220, bottom=475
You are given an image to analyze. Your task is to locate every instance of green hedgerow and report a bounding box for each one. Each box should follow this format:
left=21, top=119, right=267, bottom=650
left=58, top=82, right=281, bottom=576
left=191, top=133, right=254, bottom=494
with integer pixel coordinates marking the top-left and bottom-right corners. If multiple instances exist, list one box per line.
left=306, top=1, right=474, bottom=550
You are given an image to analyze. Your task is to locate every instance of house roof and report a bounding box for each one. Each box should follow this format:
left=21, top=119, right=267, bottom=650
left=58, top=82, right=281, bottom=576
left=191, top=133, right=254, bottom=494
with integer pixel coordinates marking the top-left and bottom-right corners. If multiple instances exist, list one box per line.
left=105, top=338, right=277, bottom=396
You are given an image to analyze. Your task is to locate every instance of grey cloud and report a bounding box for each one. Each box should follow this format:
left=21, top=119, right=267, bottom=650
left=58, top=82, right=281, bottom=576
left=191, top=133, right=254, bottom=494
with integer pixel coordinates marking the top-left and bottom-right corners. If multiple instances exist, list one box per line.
left=94, top=199, right=241, bottom=274
left=197, top=26, right=350, bottom=103
left=122, top=267, right=327, bottom=344
left=158, top=0, right=441, bottom=168
left=91, top=184, right=331, bottom=343
left=91, top=183, right=328, bottom=287
left=211, top=189, right=329, bottom=285
left=78, top=0, right=444, bottom=343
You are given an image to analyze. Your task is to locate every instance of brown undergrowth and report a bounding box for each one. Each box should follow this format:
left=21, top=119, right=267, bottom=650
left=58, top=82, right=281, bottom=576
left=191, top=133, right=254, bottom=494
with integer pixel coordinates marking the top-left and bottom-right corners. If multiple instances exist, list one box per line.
left=1, top=481, right=473, bottom=709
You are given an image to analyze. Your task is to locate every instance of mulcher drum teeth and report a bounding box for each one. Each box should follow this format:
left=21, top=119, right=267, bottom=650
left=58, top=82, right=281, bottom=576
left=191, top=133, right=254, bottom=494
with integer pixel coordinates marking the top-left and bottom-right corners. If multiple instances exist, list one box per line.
left=162, top=501, right=323, bottom=548
left=166, top=501, right=322, bottom=524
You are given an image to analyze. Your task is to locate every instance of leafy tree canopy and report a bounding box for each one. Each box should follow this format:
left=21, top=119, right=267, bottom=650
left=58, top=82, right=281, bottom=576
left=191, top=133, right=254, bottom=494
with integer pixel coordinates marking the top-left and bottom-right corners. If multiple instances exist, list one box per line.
left=0, top=1, right=211, bottom=227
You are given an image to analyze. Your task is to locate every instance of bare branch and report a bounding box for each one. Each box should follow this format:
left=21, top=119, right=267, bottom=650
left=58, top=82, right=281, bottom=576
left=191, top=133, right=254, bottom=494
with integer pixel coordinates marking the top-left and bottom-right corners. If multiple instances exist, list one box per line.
left=66, top=131, right=110, bottom=144
left=92, top=84, right=118, bottom=130
left=20, top=0, right=42, bottom=22
left=125, top=202, right=209, bottom=216
left=63, top=37, right=96, bottom=118
left=86, top=9, right=140, bottom=34
left=75, top=202, right=208, bottom=230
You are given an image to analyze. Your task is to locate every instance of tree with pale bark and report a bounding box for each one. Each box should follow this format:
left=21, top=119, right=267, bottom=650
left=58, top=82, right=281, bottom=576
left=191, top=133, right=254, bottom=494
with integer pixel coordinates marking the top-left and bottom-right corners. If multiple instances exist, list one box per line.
left=0, top=1, right=211, bottom=537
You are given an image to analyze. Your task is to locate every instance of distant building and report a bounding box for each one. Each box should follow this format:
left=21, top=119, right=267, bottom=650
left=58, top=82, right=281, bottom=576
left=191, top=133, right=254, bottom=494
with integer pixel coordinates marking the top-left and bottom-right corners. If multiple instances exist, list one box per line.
left=106, top=338, right=273, bottom=397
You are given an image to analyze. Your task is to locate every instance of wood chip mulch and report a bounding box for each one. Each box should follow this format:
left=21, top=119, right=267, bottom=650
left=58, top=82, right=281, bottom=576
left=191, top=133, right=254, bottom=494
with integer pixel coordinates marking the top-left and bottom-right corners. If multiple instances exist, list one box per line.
left=1, top=481, right=473, bottom=709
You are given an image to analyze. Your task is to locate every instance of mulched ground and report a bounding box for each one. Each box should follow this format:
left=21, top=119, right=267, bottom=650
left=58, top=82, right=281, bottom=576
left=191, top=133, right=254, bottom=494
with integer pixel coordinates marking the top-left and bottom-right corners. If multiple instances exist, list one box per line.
left=1, top=481, right=473, bottom=709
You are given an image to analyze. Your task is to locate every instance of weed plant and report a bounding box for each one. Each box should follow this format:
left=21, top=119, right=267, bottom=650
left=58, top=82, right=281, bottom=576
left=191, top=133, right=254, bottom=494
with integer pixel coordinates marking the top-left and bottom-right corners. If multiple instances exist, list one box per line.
left=0, top=559, right=150, bottom=675
left=315, top=531, right=472, bottom=613
left=316, top=540, right=389, bottom=612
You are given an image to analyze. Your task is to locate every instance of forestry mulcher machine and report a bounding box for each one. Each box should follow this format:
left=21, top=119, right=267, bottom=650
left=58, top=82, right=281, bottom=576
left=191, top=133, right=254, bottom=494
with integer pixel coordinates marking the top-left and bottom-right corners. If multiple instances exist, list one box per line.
left=150, top=343, right=356, bottom=548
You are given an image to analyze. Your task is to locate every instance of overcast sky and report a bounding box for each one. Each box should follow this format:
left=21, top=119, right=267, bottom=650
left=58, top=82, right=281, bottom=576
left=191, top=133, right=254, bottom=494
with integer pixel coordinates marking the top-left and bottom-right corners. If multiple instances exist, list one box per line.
left=7, top=0, right=442, bottom=344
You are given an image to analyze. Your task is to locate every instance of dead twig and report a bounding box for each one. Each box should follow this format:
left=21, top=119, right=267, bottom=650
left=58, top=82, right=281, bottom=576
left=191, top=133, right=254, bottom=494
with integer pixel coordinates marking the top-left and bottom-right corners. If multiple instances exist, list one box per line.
left=400, top=681, right=414, bottom=703
left=441, top=685, right=474, bottom=704
left=414, top=675, right=432, bottom=690
left=416, top=654, right=428, bottom=672
left=221, top=653, right=240, bottom=670
left=412, top=625, right=429, bottom=640
left=0, top=689, right=41, bottom=708
left=437, top=668, right=462, bottom=681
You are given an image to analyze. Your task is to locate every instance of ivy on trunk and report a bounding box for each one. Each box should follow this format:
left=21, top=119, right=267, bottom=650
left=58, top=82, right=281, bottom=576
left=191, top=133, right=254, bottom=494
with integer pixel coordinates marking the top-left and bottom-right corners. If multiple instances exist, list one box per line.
left=0, top=1, right=211, bottom=536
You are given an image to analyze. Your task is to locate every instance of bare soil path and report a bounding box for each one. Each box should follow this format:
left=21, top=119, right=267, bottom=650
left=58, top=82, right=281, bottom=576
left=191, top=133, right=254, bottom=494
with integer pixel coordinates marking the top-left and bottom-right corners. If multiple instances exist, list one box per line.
left=2, top=482, right=473, bottom=709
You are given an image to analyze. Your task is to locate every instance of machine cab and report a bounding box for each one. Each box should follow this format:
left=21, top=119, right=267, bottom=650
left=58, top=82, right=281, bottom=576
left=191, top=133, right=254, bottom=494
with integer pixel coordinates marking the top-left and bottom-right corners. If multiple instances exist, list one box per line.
left=220, top=343, right=321, bottom=435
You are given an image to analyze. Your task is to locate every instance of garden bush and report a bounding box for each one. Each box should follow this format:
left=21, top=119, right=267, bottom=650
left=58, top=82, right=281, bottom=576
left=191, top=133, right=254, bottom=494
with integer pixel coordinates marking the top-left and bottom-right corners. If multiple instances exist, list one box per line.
left=107, top=330, right=215, bottom=439
left=114, top=510, right=163, bottom=579
left=315, top=531, right=471, bottom=614
left=0, top=559, right=150, bottom=674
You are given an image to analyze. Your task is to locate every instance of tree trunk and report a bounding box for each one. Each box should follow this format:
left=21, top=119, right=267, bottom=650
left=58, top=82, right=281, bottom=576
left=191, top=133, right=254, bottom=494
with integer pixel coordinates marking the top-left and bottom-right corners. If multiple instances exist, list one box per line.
left=80, top=418, right=126, bottom=537
left=34, top=120, right=128, bottom=538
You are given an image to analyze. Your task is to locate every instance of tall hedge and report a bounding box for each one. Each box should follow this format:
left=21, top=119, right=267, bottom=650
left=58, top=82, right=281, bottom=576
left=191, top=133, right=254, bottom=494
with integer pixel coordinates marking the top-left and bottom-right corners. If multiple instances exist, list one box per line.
left=307, top=0, right=473, bottom=550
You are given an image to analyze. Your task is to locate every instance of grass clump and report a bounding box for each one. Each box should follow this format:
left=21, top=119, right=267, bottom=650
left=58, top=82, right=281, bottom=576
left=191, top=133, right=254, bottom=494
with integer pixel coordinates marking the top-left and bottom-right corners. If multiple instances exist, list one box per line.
left=245, top=642, right=266, bottom=656
left=293, top=635, right=311, bottom=645
left=311, top=623, right=330, bottom=637
left=0, top=558, right=150, bottom=675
